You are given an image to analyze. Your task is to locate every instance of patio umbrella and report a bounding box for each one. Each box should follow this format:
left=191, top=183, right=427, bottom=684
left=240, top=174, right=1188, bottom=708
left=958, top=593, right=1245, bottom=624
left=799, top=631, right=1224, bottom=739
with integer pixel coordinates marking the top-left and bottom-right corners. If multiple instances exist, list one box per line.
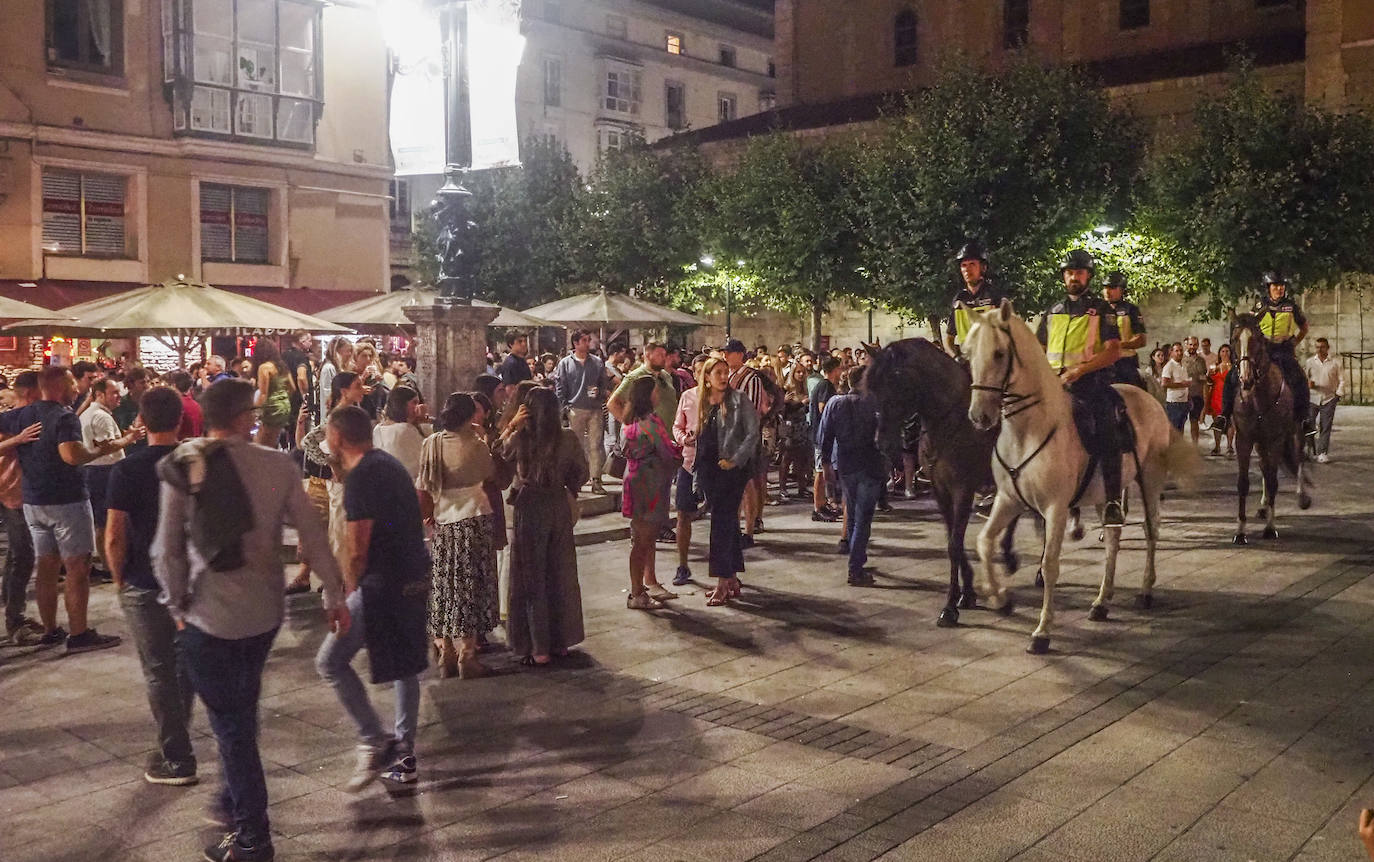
left=316, top=289, right=561, bottom=330
left=5, top=277, right=349, bottom=337
left=0, top=295, right=69, bottom=320
left=522, top=288, right=708, bottom=329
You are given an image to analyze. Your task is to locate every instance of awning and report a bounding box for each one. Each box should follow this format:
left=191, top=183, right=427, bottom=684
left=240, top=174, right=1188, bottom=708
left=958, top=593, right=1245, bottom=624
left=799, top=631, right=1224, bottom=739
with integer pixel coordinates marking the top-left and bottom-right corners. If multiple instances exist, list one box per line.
left=0, top=279, right=381, bottom=318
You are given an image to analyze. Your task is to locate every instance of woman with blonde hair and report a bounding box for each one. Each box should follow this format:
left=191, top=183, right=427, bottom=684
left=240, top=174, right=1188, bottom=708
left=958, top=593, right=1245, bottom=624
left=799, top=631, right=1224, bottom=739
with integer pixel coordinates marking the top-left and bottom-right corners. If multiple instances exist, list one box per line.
left=695, top=357, right=759, bottom=606
left=318, top=337, right=353, bottom=426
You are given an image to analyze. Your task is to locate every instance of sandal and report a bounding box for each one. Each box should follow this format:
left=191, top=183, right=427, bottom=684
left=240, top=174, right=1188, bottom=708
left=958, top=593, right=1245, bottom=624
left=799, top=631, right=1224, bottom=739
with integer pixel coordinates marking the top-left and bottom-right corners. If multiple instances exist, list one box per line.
left=645, top=585, right=679, bottom=601
left=627, top=592, right=658, bottom=610
left=706, top=588, right=730, bottom=607
left=728, top=580, right=742, bottom=598
left=518, top=655, right=552, bottom=668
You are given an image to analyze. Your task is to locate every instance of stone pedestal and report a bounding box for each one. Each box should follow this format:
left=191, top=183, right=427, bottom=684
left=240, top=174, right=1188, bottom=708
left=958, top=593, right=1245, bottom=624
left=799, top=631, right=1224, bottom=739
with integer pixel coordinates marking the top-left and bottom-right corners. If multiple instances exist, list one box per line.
left=403, top=301, right=500, bottom=405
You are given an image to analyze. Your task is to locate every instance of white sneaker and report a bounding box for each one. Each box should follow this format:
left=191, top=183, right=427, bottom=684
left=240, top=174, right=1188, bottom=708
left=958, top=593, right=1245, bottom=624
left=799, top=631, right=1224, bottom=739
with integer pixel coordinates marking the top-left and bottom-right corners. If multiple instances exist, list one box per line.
left=1317, top=453, right=1329, bottom=463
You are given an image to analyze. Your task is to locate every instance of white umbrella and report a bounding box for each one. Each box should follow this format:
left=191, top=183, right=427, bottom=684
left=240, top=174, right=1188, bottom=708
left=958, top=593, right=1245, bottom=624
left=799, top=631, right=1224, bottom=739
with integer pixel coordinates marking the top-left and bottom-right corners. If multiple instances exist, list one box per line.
left=316, top=289, right=561, bottom=330
left=521, top=288, right=708, bottom=329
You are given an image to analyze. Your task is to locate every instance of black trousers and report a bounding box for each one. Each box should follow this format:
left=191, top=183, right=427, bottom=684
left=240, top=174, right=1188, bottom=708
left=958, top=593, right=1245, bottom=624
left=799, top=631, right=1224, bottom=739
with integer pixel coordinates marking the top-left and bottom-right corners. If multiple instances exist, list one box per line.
left=1069, top=372, right=1123, bottom=502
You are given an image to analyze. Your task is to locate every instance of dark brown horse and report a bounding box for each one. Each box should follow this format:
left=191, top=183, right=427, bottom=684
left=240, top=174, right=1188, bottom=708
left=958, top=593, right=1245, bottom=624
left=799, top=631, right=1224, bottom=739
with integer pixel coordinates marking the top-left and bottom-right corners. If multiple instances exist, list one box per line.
left=863, top=338, right=1019, bottom=626
left=1231, top=313, right=1312, bottom=544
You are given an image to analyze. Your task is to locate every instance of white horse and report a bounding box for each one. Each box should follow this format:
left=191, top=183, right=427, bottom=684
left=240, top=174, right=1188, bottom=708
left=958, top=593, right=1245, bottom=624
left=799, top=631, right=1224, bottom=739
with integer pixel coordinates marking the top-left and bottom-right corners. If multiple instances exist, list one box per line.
left=963, top=300, right=1200, bottom=654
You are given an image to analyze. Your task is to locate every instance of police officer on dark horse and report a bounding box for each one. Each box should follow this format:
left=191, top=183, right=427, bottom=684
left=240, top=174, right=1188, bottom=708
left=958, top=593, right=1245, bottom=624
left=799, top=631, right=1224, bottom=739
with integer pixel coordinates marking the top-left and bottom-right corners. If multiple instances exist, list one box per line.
left=1218, top=271, right=1313, bottom=438
left=944, top=240, right=1007, bottom=361
left=1036, top=249, right=1126, bottom=530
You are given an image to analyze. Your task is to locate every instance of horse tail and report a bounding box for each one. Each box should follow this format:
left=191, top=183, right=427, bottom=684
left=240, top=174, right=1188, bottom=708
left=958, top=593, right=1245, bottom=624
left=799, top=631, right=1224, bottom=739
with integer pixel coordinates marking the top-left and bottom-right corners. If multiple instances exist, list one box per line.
left=1161, top=428, right=1203, bottom=491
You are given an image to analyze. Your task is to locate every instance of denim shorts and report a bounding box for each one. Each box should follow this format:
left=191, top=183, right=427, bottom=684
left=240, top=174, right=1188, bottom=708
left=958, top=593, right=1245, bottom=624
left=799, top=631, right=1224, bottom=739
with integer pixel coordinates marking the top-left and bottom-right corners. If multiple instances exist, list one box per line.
left=24, top=499, right=95, bottom=558
left=674, top=466, right=700, bottom=514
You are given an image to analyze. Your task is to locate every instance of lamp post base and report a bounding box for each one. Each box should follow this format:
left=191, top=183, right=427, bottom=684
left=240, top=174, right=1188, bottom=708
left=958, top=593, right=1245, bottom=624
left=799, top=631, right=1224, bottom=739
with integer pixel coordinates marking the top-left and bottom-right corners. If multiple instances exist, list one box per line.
left=403, top=301, right=500, bottom=403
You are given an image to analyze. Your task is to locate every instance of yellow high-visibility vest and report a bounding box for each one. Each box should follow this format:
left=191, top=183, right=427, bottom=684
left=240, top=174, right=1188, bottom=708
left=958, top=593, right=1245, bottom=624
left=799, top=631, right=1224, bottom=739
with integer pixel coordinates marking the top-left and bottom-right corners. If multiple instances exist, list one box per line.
left=955, top=306, right=974, bottom=342
left=1046, top=313, right=1092, bottom=370
left=1259, top=310, right=1297, bottom=342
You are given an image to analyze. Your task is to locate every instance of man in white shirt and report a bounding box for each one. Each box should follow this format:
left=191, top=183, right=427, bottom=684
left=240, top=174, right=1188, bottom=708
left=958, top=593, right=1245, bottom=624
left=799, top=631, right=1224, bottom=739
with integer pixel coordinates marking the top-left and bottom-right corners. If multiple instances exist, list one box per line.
left=81, top=379, right=128, bottom=581
left=1304, top=337, right=1343, bottom=462
left=1160, top=342, right=1191, bottom=432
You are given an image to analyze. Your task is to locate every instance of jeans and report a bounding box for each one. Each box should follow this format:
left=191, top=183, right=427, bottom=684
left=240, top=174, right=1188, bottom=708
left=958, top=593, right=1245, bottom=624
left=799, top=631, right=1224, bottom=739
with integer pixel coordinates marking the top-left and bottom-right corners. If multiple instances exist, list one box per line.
left=841, top=473, right=882, bottom=576
left=315, top=589, right=420, bottom=751
left=1, top=505, right=33, bottom=630
left=1315, top=397, right=1338, bottom=455
left=181, top=623, right=277, bottom=848
left=567, top=407, right=606, bottom=480
left=119, top=585, right=195, bottom=768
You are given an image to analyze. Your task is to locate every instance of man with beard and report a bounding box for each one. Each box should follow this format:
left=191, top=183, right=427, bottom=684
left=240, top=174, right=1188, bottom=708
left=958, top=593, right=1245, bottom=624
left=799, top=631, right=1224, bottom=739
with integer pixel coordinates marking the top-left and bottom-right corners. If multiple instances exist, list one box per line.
left=1036, top=249, right=1125, bottom=529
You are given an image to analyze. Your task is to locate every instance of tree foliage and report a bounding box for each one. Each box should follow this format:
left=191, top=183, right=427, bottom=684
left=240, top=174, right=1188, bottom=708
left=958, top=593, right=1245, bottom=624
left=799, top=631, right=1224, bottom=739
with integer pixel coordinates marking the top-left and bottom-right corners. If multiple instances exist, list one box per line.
left=1139, top=66, right=1374, bottom=317
left=852, top=60, right=1142, bottom=321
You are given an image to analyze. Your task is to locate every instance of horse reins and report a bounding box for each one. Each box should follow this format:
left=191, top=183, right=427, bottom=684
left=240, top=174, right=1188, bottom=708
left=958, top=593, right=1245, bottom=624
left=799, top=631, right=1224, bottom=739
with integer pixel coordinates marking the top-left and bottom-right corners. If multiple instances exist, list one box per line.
left=970, top=328, right=1058, bottom=509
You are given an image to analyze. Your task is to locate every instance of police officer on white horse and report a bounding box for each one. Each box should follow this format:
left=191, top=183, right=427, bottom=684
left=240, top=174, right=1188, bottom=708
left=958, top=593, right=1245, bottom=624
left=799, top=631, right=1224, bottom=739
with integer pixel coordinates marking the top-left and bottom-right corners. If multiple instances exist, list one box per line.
left=1036, top=249, right=1126, bottom=529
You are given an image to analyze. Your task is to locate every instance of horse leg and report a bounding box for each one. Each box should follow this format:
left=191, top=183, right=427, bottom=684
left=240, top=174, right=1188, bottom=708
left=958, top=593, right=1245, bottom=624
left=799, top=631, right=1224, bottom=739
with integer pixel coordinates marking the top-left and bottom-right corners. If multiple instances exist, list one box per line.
left=1234, top=438, right=1251, bottom=545
left=999, top=514, right=1021, bottom=574
left=1069, top=507, right=1085, bottom=541
left=1089, top=509, right=1120, bottom=622
left=934, top=484, right=962, bottom=627
left=1295, top=431, right=1313, bottom=510
left=953, top=490, right=978, bottom=610
left=1135, top=473, right=1160, bottom=609
left=1030, top=505, right=1068, bottom=654
left=976, top=493, right=1024, bottom=615
left=1261, top=449, right=1280, bottom=540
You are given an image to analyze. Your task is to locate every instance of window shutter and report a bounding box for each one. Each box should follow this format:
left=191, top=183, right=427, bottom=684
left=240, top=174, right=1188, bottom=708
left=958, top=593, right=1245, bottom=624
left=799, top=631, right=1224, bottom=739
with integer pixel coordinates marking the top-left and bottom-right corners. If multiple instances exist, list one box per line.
left=233, top=187, right=270, bottom=263
left=81, top=173, right=127, bottom=256
left=41, top=170, right=83, bottom=254
left=200, top=184, right=233, bottom=260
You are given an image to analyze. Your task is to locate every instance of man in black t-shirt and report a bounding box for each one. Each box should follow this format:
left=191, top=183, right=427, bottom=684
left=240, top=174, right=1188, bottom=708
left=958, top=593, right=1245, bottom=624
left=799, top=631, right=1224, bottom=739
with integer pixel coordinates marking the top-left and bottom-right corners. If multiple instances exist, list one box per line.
left=809, top=356, right=843, bottom=522
left=499, top=333, right=533, bottom=386
left=107, top=387, right=198, bottom=786
left=317, top=407, right=430, bottom=791
left=0, top=366, right=141, bottom=653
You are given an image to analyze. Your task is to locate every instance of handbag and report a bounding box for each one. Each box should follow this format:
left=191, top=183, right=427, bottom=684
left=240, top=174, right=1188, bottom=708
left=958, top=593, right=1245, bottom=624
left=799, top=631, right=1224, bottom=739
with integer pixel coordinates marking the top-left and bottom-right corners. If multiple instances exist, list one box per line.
left=607, top=446, right=627, bottom=479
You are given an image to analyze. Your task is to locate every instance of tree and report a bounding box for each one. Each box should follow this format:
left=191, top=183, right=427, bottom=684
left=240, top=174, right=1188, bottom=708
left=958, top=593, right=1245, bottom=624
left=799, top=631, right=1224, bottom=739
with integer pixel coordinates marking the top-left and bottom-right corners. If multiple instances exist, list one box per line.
left=699, top=133, right=864, bottom=351
left=567, top=139, right=709, bottom=300
left=1139, top=65, right=1374, bottom=318
left=851, top=60, right=1142, bottom=323
left=464, top=136, right=583, bottom=309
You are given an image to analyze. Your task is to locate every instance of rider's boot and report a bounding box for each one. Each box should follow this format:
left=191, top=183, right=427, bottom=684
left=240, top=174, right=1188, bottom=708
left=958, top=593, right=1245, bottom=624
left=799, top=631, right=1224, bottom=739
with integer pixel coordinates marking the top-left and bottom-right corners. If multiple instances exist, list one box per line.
left=1100, top=445, right=1125, bottom=529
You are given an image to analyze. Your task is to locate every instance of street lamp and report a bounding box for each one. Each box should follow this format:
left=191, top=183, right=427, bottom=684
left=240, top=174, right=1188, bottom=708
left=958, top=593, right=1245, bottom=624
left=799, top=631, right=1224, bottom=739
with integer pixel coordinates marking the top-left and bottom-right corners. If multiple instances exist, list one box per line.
left=428, top=0, right=478, bottom=305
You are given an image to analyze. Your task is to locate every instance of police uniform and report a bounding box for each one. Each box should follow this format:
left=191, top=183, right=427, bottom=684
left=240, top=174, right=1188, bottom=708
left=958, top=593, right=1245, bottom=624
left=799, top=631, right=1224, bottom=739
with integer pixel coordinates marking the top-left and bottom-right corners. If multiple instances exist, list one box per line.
left=1105, top=297, right=1147, bottom=388
left=947, top=282, right=1007, bottom=349
left=1037, top=292, right=1124, bottom=509
left=1255, top=292, right=1310, bottom=422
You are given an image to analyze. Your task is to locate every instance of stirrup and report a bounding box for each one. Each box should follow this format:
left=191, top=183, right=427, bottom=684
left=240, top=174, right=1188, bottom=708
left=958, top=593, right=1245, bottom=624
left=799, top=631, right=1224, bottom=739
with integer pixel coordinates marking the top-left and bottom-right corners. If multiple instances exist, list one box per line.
left=1102, top=500, right=1125, bottom=529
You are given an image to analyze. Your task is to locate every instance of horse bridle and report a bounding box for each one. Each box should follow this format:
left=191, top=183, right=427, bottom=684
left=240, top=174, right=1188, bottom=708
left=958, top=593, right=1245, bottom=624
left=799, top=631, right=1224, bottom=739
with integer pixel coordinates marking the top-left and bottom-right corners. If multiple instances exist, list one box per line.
left=969, top=326, right=1042, bottom=419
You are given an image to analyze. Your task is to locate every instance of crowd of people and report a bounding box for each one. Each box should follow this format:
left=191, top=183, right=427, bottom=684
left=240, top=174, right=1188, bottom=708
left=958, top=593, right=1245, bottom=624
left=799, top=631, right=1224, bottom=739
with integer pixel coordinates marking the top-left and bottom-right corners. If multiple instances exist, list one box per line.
left=0, top=254, right=1355, bottom=860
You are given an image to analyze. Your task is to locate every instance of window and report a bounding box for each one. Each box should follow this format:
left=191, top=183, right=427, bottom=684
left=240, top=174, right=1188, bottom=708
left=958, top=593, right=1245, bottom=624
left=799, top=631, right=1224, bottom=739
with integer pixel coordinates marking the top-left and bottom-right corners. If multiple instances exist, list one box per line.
left=163, top=0, right=322, bottom=146
left=759, top=90, right=776, bottom=112
left=666, top=32, right=683, bottom=55
left=894, top=9, right=918, bottom=66
left=389, top=179, right=411, bottom=231
left=600, top=129, right=626, bottom=154
left=718, top=92, right=737, bottom=123
left=42, top=169, right=128, bottom=258
left=606, top=15, right=627, bottom=38
left=200, top=184, right=270, bottom=263
left=47, top=0, right=124, bottom=75
left=665, top=81, right=686, bottom=130
left=719, top=44, right=737, bottom=67
left=1120, top=0, right=1149, bottom=28
left=1003, top=0, right=1030, bottom=49
left=543, top=57, right=562, bottom=107
left=604, top=68, right=641, bottom=115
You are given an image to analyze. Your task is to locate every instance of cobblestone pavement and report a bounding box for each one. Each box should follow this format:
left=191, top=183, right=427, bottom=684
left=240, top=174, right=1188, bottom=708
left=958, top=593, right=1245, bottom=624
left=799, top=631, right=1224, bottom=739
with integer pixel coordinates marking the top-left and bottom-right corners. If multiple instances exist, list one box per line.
left=5, top=409, right=1374, bottom=862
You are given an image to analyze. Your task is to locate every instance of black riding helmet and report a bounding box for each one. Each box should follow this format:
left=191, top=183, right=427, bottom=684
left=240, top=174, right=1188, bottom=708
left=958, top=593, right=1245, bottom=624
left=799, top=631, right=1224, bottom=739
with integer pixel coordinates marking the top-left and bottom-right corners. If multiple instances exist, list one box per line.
left=1261, top=270, right=1288, bottom=290
left=955, top=240, right=989, bottom=265
left=1103, top=271, right=1128, bottom=291
left=1059, top=248, right=1096, bottom=274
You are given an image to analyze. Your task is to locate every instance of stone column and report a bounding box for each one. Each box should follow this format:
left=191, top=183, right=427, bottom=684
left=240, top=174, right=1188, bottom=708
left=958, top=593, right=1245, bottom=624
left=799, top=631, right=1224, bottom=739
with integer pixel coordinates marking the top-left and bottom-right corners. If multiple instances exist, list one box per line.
left=403, top=302, right=499, bottom=404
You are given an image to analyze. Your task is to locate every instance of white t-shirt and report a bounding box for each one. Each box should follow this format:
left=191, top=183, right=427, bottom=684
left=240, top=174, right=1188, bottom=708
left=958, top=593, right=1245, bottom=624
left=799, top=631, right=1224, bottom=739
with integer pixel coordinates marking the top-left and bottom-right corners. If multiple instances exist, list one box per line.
left=80, top=402, right=125, bottom=466
left=373, top=421, right=424, bottom=479
left=1160, top=358, right=1189, bottom=403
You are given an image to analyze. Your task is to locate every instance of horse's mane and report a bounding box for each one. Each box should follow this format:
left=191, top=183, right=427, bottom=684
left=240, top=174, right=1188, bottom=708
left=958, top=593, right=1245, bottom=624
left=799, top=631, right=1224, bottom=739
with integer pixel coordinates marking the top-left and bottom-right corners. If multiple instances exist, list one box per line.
left=1232, top=312, right=1270, bottom=345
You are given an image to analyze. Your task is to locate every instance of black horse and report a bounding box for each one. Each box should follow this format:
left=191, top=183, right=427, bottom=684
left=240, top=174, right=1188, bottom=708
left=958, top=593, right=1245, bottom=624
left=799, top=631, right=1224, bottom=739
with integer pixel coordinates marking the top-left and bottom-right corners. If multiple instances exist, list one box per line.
left=863, top=338, right=1019, bottom=626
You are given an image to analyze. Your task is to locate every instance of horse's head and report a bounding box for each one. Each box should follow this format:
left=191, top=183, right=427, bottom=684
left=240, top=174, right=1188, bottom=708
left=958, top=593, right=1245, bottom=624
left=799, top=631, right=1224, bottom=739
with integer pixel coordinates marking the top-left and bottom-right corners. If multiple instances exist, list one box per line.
left=862, top=337, right=967, bottom=459
left=1232, top=313, right=1269, bottom=390
left=965, top=298, right=1021, bottom=431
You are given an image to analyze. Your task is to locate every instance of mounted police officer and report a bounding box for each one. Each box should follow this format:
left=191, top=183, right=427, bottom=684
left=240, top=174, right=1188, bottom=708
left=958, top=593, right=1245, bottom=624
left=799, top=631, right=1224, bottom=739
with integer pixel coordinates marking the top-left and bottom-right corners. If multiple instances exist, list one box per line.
left=1219, top=270, right=1311, bottom=434
left=945, top=240, right=1006, bottom=361
left=1101, top=271, right=1147, bottom=389
left=1036, top=249, right=1126, bottom=528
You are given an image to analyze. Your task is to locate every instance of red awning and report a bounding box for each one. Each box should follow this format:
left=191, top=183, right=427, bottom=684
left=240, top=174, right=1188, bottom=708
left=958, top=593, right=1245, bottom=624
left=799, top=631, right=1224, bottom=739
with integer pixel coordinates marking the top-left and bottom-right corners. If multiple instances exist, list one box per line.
left=0, top=280, right=382, bottom=317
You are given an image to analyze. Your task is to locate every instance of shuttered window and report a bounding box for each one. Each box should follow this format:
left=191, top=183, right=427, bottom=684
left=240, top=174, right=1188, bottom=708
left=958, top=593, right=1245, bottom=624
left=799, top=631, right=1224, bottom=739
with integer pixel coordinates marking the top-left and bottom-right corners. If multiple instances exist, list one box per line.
left=201, top=184, right=270, bottom=263
left=41, top=169, right=128, bottom=257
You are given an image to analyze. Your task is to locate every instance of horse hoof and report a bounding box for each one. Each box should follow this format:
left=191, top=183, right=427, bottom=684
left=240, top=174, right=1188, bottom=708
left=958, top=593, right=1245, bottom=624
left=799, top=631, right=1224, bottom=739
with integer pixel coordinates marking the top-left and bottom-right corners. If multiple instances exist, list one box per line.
left=997, top=594, right=1016, bottom=617
left=1088, top=604, right=1109, bottom=622
left=959, top=591, right=978, bottom=610
left=1035, top=570, right=1045, bottom=589
left=1298, top=493, right=1312, bottom=510
left=1070, top=524, right=1085, bottom=541
left=1135, top=593, right=1154, bottom=610
left=937, top=607, right=959, bottom=628
left=1262, top=526, right=1279, bottom=540
left=1232, top=533, right=1248, bottom=546
left=1003, top=551, right=1020, bottom=574
left=1027, top=635, right=1051, bottom=655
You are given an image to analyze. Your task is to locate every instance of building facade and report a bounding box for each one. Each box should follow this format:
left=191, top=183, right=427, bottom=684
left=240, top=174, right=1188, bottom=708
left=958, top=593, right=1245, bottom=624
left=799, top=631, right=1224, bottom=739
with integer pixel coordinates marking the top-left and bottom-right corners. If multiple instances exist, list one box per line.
left=0, top=0, right=393, bottom=320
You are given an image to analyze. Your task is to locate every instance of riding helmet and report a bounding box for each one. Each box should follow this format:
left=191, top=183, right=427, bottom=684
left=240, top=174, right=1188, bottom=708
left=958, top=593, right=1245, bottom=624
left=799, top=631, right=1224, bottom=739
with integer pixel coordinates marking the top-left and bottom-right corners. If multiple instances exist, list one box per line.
left=1103, top=271, right=1128, bottom=290
left=1059, top=249, right=1096, bottom=274
left=1261, top=270, right=1288, bottom=287
left=956, top=240, right=989, bottom=265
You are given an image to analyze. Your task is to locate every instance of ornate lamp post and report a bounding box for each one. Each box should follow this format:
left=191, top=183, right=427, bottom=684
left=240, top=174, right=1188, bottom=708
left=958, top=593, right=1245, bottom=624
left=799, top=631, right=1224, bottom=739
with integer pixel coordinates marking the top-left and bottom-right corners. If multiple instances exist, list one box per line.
left=429, top=0, right=477, bottom=304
